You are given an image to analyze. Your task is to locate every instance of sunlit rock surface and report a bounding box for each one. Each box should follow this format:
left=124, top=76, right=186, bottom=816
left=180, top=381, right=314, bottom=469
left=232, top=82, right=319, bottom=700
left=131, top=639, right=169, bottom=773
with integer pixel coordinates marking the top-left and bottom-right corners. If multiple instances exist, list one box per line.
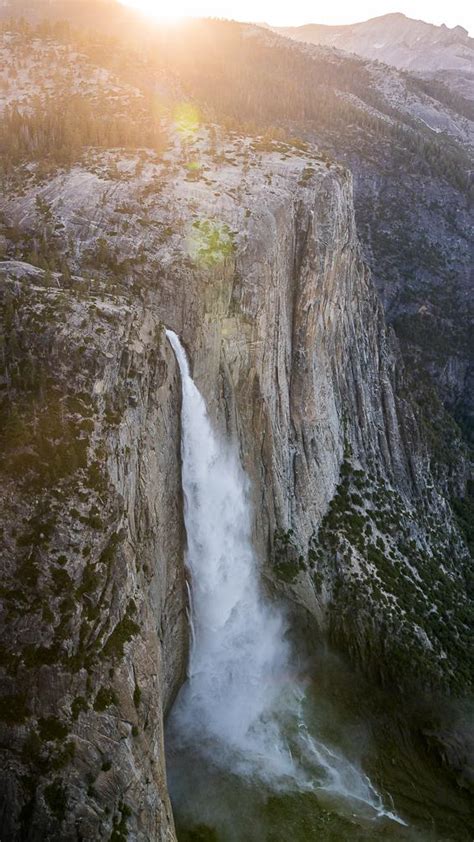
left=0, top=26, right=472, bottom=838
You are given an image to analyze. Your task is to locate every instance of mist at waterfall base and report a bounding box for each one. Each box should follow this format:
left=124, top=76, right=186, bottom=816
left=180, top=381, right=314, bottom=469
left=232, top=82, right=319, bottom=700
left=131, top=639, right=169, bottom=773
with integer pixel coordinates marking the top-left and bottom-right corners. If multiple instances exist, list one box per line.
left=164, top=331, right=468, bottom=842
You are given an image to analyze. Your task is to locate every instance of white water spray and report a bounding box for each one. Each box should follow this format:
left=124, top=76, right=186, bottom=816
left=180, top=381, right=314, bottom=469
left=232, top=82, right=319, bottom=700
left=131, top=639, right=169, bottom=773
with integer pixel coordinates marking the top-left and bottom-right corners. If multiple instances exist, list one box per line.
left=165, top=329, right=405, bottom=823
left=166, top=329, right=293, bottom=781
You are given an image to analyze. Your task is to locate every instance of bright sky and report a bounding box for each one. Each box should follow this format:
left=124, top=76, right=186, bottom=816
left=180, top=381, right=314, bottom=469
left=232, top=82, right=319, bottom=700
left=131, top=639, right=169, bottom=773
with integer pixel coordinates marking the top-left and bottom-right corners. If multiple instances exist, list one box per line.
left=121, top=0, right=473, bottom=34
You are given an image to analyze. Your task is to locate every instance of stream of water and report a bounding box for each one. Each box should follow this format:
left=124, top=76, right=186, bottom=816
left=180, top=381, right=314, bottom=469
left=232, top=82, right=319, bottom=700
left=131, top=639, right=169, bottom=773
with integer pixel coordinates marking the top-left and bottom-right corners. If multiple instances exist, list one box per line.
left=164, top=330, right=472, bottom=842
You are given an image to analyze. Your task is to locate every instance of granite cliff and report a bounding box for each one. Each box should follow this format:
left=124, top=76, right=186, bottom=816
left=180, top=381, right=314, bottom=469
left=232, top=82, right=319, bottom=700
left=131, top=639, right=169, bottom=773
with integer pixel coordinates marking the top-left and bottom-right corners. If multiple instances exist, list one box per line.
left=0, top=18, right=472, bottom=842
left=0, top=263, right=187, bottom=839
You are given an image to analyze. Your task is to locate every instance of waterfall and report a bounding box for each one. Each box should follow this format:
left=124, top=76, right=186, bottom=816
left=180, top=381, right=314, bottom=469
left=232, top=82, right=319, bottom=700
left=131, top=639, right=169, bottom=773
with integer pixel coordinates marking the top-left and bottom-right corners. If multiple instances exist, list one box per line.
left=165, top=329, right=405, bottom=823
left=165, top=329, right=293, bottom=781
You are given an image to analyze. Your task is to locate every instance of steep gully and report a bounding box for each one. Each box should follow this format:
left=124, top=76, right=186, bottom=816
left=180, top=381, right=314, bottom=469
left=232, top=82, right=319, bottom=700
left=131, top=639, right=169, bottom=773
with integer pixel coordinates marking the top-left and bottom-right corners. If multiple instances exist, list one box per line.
left=164, top=330, right=404, bottom=835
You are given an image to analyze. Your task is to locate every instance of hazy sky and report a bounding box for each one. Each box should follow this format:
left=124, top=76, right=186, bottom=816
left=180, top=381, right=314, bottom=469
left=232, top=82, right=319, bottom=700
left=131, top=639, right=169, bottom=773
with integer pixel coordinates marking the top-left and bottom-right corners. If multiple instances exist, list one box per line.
left=122, top=0, right=473, bottom=34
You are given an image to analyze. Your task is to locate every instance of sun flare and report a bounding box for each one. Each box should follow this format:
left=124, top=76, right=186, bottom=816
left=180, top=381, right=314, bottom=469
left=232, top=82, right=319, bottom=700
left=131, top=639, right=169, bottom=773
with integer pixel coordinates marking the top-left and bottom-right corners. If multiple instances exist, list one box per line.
left=119, top=0, right=184, bottom=23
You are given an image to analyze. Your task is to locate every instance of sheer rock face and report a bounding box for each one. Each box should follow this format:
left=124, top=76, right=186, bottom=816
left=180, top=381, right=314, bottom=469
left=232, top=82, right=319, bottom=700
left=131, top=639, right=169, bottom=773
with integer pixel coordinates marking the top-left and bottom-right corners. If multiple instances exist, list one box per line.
left=0, top=131, right=471, bottom=837
left=0, top=269, right=187, bottom=840
left=156, top=141, right=468, bottom=696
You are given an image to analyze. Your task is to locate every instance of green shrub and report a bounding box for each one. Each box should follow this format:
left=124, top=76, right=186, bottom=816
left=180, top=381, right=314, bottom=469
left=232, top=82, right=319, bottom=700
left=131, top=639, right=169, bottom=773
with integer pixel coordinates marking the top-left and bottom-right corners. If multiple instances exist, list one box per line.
left=93, top=686, right=118, bottom=712
left=71, top=696, right=88, bottom=720
left=0, top=693, right=29, bottom=724
left=44, top=780, right=67, bottom=822
left=38, top=717, right=69, bottom=741
left=103, top=614, right=140, bottom=660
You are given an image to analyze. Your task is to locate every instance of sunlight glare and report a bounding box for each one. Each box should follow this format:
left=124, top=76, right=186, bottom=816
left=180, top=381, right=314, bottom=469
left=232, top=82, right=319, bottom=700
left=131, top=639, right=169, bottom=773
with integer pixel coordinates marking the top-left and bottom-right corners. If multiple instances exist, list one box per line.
left=118, top=0, right=472, bottom=33
left=119, top=0, right=184, bottom=23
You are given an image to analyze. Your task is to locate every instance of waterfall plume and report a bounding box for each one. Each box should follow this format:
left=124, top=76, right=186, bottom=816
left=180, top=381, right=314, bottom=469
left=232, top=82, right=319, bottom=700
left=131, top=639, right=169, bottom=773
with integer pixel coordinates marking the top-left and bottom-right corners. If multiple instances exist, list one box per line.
left=165, top=329, right=404, bottom=824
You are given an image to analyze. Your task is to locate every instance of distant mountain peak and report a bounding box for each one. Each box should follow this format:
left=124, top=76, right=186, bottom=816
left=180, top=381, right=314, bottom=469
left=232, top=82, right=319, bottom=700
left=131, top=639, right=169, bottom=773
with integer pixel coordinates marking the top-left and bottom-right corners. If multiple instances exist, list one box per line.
left=452, top=24, right=469, bottom=36
left=374, top=12, right=407, bottom=19
left=276, top=12, right=473, bottom=99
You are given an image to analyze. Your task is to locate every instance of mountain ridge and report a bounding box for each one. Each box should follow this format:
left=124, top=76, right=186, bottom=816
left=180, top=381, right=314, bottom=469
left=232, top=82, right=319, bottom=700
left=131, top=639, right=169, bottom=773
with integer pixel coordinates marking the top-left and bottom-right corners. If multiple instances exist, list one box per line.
left=276, top=11, right=474, bottom=99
